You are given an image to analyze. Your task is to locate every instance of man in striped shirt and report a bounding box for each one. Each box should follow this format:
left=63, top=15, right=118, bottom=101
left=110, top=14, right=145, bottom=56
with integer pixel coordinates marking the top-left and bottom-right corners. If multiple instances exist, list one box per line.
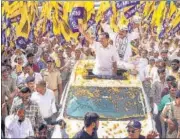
left=10, top=86, right=44, bottom=132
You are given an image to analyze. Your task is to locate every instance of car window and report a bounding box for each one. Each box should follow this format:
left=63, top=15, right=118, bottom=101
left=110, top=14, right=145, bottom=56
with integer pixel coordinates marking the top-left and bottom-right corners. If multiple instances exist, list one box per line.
left=64, top=86, right=147, bottom=120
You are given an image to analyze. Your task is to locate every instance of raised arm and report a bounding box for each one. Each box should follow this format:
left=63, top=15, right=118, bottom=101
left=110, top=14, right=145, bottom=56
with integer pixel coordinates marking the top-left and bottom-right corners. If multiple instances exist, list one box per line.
left=78, top=25, right=94, bottom=45
left=101, top=22, right=117, bottom=41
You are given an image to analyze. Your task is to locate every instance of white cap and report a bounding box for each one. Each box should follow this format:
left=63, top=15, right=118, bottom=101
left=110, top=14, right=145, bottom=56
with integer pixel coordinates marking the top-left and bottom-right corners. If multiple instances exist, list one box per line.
left=155, top=58, right=163, bottom=62
left=154, top=50, right=159, bottom=53
left=119, top=25, right=128, bottom=31
left=149, top=56, right=155, bottom=61
left=132, top=16, right=142, bottom=24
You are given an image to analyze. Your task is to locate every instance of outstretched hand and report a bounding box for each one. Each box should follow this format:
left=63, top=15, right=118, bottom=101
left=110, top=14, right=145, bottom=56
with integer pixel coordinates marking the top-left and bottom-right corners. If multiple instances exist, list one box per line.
left=146, top=130, right=159, bottom=139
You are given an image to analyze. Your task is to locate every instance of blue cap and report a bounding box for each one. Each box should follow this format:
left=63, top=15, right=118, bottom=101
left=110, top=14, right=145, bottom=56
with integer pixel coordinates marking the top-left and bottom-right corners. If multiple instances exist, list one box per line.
left=127, top=120, right=141, bottom=129
left=176, top=90, right=180, bottom=98
left=25, top=76, right=35, bottom=83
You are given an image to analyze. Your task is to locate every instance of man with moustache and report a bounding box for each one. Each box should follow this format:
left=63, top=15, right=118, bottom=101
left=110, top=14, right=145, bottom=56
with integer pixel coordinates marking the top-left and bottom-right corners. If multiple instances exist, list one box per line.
left=5, top=106, right=34, bottom=138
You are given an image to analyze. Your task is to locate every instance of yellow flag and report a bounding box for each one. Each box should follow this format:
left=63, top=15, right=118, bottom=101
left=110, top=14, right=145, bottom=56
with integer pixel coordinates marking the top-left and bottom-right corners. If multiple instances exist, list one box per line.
left=16, top=2, right=31, bottom=39
left=143, top=2, right=155, bottom=17
left=118, top=10, right=129, bottom=27
left=168, top=1, right=177, bottom=19
left=110, top=1, right=118, bottom=32
left=64, top=2, right=95, bottom=41
left=60, top=19, right=71, bottom=41
left=6, top=1, right=20, bottom=17
left=2, top=2, right=9, bottom=15
left=6, top=1, right=24, bottom=24
left=156, top=2, right=166, bottom=26
left=85, top=1, right=95, bottom=21
left=96, top=1, right=111, bottom=23
left=169, top=10, right=180, bottom=30
left=151, top=2, right=166, bottom=26
left=27, top=2, right=38, bottom=24
left=63, top=2, right=74, bottom=23
left=52, top=12, right=61, bottom=35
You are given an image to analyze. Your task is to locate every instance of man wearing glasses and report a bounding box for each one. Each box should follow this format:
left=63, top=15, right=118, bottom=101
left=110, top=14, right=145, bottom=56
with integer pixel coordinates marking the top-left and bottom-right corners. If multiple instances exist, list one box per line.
left=125, top=120, right=146, bottom=139
left=125, top=120, right=159, bottom=139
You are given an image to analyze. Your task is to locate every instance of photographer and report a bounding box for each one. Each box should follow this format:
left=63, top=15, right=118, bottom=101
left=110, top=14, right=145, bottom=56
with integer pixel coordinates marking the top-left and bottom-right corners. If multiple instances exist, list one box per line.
left=161, top=90, right=180, bottom=138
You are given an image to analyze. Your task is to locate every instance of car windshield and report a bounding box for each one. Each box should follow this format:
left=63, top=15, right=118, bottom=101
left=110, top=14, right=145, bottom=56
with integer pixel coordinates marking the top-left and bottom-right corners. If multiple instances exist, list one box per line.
left=64, top=86, right=147, bottom=120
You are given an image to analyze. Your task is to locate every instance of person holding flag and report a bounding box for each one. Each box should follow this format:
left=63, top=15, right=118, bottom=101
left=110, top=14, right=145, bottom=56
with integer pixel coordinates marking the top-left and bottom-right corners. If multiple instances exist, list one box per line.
left=101, top=19, right=133, bottom=62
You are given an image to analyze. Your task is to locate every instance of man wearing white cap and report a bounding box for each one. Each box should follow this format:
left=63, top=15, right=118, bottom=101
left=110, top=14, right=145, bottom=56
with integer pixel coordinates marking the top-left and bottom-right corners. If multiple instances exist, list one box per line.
left=101, top=22, right=132, bottom=62
left=128, top=15, right=142, bottom=40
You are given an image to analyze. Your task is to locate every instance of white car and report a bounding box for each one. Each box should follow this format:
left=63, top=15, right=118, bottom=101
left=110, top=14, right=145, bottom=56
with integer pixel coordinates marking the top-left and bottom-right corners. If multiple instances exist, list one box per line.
left=53, top=60, right=156, bottom=138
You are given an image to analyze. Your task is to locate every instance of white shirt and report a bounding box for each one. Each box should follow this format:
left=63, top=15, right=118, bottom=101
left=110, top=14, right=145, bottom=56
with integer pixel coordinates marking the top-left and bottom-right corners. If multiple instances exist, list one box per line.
left=52, top=125, right=69, bottom=138
left=136, top=58, right=148, bottom=81
left=90, top=41, right=120, bottom=76
left=169, top=48, right=180, bottom=61
left=152, top=67, right=169, bottom=83
left=101, top=23, right=132, bottom=62
left=31, top=89, right=57, bottom=118
left=5, top=115, right=34, bottom=138
left=17, top=72, right=43, bottom=85
left=144, top=65, right=155, bottom=79
left=16, top=72, right=26, bottom=85
left=128, top=28, right=140, bottom=41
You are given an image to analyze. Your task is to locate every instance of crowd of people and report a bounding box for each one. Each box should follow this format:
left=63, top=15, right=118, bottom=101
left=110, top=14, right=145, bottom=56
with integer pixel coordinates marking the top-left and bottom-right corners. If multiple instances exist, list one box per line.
left=1, top=1, right=180, bottom=139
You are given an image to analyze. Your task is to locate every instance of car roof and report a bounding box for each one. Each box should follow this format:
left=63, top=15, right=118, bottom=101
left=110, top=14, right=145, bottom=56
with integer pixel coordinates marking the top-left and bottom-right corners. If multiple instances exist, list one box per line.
left=69, top=60, right=142, bottom=88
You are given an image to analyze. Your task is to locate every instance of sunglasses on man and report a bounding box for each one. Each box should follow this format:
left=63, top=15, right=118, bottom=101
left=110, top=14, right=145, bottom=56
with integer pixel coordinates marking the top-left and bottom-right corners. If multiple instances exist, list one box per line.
left=127, top=129, right=139, bottom=134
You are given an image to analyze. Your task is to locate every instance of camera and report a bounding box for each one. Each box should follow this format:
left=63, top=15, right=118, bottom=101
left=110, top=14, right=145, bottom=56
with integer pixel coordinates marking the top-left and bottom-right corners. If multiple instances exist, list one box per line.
left=50, top=119, right=66, bottom=128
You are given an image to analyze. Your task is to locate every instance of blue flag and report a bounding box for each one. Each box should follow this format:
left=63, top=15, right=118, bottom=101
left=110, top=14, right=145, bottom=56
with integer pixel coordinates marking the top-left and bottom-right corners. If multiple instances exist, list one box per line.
left=104, top=7, right=113, bottom=21
left=169, top=22, right=180, bottom=36
left=116, top=1, right=140, bottom=10
left=16, top=36, right=28, bottom=49
left=59, top=34, right=66, bottom=45
left=124, top=5, right=137, bottom=19
left=69, top=7, right=86, bottom=33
